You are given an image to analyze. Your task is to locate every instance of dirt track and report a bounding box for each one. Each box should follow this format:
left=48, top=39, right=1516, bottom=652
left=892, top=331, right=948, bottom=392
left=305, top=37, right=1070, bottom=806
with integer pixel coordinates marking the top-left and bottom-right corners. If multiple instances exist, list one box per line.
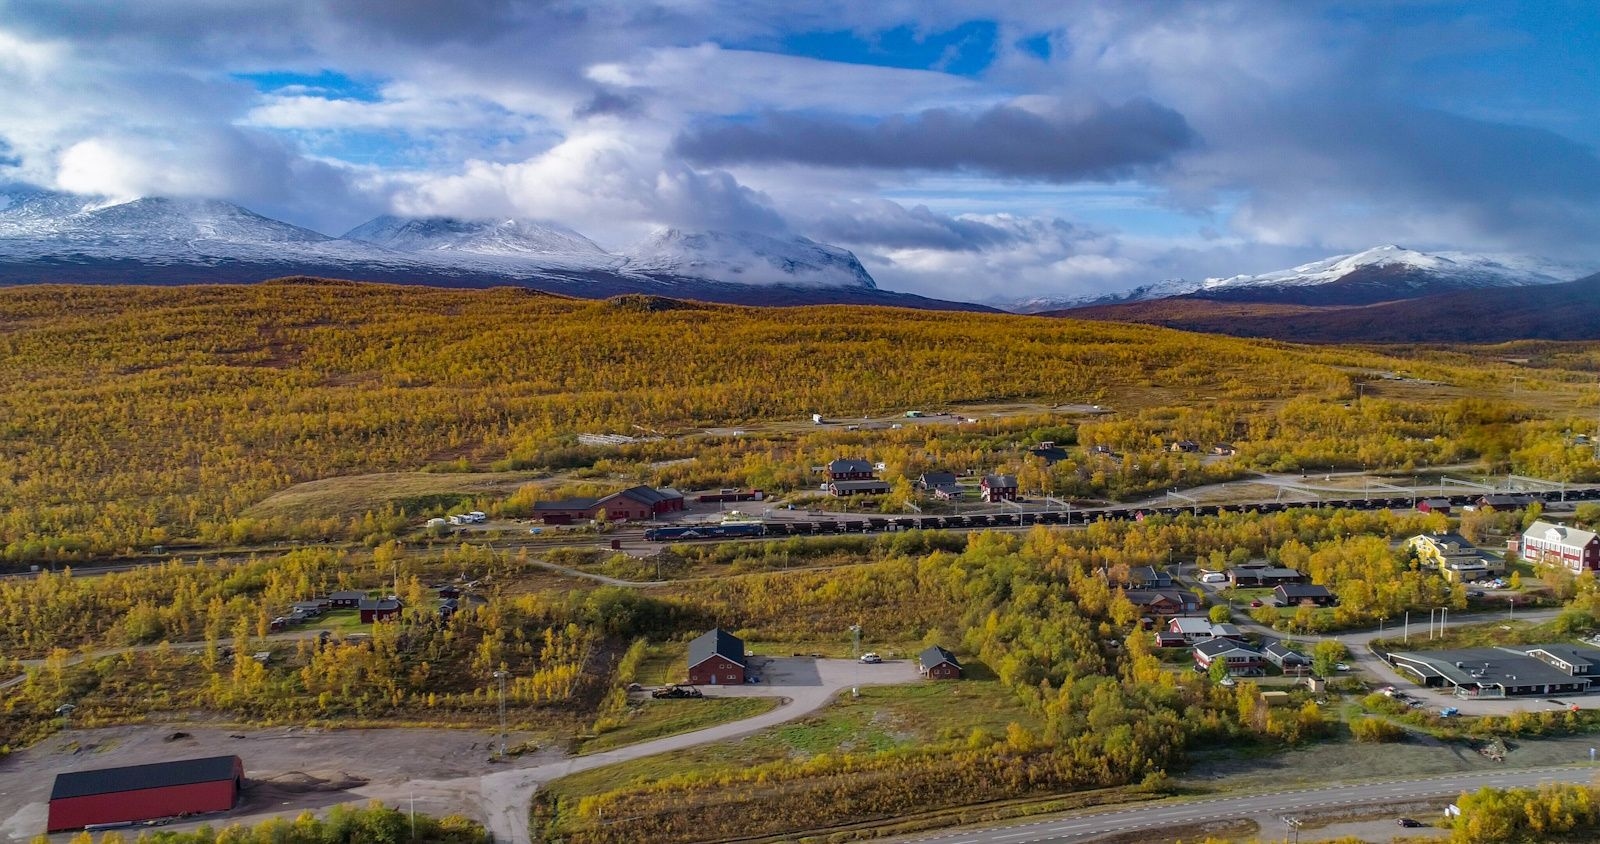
left=0, top=658, right=919, bottom=842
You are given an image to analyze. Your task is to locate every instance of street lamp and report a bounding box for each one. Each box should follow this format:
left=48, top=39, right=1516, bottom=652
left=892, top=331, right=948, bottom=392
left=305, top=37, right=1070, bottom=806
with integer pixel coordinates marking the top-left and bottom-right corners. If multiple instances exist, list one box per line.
left=492, top=670, right=509, bottom=759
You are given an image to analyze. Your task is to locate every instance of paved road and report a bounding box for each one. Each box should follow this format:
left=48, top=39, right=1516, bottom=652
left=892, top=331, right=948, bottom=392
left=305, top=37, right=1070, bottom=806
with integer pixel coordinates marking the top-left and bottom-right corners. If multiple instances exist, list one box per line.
left=894, top=766, right=1595, bottom=843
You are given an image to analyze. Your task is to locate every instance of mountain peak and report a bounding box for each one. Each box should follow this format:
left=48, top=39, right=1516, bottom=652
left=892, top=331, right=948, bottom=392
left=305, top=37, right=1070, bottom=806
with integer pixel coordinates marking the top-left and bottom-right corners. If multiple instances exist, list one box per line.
left=343, top=214, right=609, bottom=257
left=629, top=229, right=877, bottom=289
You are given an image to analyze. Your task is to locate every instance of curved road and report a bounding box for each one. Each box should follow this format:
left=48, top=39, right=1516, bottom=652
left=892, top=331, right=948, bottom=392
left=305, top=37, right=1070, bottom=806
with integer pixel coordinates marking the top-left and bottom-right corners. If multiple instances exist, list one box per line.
left=894, top=765, right=1596, bottom=843
left=359, top=658, right=920, bottom=843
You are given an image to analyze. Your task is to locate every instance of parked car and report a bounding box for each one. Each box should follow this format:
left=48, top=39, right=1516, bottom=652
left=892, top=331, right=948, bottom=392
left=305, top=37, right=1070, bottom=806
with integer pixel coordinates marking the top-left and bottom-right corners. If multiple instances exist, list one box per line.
left=1249, top=599, right=1263, bottom=607
left=1335, top=662, right=1350, bottom=672
left=1219, top=676, right=1236, bottom=687
left=1440, top=707, right=1459, bottom=717
left=1397, top=818, right=1424, bottom=828
left=859, top=652, right=882, bottom=664
left=1467, top=589, right=1485, bottom=598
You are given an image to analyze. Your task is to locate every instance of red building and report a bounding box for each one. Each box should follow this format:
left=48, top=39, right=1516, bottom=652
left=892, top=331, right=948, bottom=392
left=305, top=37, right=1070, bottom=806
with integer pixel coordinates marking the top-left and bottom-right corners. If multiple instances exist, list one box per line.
left=980, top=474, right=1019, bottom=502
left=825, top=458, right=876, bottom=482
left=686, top=628, right=746, bottom=685
left=358, top=597, right=402, bottom=623
left=532, top=486, right=686, bottom=524
left=919, top=645, right=963, bottom=680
left=1522, top=521, right=1600, bottom=573
left=48, top=755, right=243, bottom=832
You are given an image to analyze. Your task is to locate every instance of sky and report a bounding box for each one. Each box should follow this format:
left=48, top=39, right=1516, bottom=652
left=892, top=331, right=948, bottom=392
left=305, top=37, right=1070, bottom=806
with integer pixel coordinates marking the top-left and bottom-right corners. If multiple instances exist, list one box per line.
left=1, top=0, right=1598, bottom=303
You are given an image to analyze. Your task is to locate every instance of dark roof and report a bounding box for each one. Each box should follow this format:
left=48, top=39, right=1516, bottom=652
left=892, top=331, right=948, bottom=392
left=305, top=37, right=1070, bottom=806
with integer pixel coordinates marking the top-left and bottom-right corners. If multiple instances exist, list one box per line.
left=533, top=497, right=599, bottom=511
left=358, top=597, right=402, bottom=611
left=1029, top=446, right=1069, bottom=463
left=329, top=590, right=366, bottom=600
left=983, top=474, right=1018, bottom=488
left=1275, top=584, right=1334, bottom=598
left=1122, top=588, right=1188, bottom=607
left=1478, top=494, right=1536, bottom=508
left=1195, top=638, right=1260, bottom=658
left=919, top=472, right=958, bottom=488
left=51, top=755, right=240, bottom=800
left=1263, top=642, right=1310, bottom=663
left=688, top=628, right=745, bottom=669
left=828, top=458, right=874, bottom=474
left=608, top=485, right=684, bottom=507
left=1514, top=644, right=1600, bottom=668
left=919, top=644, right=961, bottom=670
left=1421, top=498, right=1452, bottom=507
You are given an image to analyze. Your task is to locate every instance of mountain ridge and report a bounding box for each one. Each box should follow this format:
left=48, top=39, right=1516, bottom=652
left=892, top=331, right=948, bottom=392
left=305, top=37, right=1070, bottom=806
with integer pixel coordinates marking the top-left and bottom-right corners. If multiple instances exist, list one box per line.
left=0, top=188, right=981, bottom=309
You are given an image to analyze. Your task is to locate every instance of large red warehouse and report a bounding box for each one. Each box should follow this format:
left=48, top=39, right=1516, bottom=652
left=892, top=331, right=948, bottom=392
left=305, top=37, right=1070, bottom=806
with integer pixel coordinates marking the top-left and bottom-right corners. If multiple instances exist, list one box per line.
left=48, top=755, right=243, bottom=832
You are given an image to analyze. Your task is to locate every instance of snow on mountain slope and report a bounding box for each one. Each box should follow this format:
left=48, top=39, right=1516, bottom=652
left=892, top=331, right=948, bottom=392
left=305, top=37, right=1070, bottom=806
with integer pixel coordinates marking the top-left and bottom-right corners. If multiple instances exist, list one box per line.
left=0, top=189, right=885, bottom=296
left=628, top=229, right=876, bottom=289
left=1004, top=278, right=1202, bottom=313
left=0, top=189, right=389, bottom=264
left=1197, top=244, right=1583, bottom=292
left=1019, top=245, right=1593, bottom=313
left=344, top=215, right=611, bottom=259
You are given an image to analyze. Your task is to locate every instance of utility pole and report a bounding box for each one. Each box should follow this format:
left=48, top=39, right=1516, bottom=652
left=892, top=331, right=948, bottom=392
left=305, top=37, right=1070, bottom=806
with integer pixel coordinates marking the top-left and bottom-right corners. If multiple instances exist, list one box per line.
left=493, top=670, right=509, bottom=759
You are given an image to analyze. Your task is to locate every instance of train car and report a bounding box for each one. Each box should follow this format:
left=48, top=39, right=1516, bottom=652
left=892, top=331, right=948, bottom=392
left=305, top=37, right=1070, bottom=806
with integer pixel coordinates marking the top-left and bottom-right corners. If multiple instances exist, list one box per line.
left=643, top=522, right=766, bottom=541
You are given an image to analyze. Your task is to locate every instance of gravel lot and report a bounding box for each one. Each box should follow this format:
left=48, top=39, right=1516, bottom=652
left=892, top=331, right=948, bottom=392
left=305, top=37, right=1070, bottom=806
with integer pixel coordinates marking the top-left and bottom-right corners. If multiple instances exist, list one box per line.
left=0, top=658, right=922, bottom=842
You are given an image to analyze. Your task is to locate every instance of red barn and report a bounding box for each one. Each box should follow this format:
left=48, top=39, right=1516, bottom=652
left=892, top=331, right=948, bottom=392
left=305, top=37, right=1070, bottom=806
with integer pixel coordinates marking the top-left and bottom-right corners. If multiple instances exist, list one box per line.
left=919, top=645, right=963, bottom=680
left=686, top=628, right=746, bottom=685
left=48, top=755, right=243, bottom=832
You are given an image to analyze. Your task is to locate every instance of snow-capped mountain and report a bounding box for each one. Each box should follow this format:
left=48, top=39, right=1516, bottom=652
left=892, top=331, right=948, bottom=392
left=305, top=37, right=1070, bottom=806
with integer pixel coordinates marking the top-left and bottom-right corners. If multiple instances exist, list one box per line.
left=628, top=229, right=876, bottom=289
left=344, top=215, right=614, bottom=262
left=0, top=188, right=382, bottom=265
left=1005, top=278, right=1201, bottom=313
left=0, top=188, right=980, bottom=309
left=1197, top=245, right=1582, bottom=293
left=1021, top=245, right=1592, bottom=312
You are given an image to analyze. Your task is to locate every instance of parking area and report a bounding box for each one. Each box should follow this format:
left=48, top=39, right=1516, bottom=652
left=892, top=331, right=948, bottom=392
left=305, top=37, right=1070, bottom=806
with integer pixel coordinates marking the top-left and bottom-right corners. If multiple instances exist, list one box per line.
left=708, top=657, right=921, bottom=697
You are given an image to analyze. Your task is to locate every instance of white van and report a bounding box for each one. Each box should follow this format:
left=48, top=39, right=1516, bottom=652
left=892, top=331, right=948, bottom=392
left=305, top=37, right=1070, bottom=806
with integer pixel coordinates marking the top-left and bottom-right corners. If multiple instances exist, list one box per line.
left=1200, top=572, right=1228, bottom=584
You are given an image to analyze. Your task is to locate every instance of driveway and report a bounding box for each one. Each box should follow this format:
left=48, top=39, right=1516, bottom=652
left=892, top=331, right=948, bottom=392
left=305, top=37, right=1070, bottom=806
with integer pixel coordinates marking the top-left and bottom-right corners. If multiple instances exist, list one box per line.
left=385, top=657, right=921, bottom=843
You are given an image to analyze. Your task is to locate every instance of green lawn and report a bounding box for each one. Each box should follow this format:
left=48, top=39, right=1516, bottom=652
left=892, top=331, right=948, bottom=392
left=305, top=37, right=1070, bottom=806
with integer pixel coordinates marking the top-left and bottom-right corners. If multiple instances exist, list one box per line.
left=306, top=609, right=367, bottom=632
left=545, top=679, right=1039, bottom=799
left=579, top=697, right=779, bottom=754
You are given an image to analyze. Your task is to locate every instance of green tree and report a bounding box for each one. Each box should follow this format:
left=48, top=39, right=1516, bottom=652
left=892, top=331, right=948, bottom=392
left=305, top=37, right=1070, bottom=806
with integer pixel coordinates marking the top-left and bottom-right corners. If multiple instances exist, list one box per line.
left=1311, top=640, right=1348, bottom=677
left=1208, top=604, right=1232, bottom=624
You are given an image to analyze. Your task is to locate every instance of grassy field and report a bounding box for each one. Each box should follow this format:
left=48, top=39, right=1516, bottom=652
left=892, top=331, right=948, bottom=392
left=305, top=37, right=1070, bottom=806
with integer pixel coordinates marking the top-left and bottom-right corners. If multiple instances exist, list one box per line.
left=306, top=609, right=368, bottom=632
left=545, top=679, right=1040, bottom=798
left=243, top=470, right=549, bottom=522
left=579, top=697, right=779, bottom=754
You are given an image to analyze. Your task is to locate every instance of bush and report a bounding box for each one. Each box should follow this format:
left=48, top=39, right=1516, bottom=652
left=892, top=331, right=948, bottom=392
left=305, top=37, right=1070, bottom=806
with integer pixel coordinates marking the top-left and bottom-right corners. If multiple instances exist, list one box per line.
left=1350, top=716, right=1405, bottom=743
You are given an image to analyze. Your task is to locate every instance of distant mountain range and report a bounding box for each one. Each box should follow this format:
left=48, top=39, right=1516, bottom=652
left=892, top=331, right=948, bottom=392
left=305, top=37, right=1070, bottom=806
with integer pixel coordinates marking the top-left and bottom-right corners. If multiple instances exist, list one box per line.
left=1055, top=271, right=1600, bottom=343
left=1011, top=245, right=1591, bottom=312
left=0, top=188, right=981, bottom=310
left=1026, top=243, right=1600, bottom=343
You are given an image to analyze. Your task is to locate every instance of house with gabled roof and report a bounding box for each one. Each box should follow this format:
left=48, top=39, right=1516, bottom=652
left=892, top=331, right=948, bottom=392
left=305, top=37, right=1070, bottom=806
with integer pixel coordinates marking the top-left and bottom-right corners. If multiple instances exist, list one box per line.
left=1263, top=641, right=1311, bottom=671
left=1275, top=584, right=1337, bottom=607
left=687, top=628, right=746, bottom=686
left=1193, top=638, right=1265, bottom=675
left=919, top=645, right=962, bottom=680
left=981, top=474, right=1019, bottom=502
left=1521, top=520, right=1600, bottom=573
left=918, top=471, right=958, bottom=491
left=826, top=458, right=876, bottom=481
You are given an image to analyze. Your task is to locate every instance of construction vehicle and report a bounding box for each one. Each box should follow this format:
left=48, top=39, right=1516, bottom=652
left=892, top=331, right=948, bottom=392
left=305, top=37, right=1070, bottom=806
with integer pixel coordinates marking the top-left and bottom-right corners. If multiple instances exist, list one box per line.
left=651, top=684, right=704, bottom=699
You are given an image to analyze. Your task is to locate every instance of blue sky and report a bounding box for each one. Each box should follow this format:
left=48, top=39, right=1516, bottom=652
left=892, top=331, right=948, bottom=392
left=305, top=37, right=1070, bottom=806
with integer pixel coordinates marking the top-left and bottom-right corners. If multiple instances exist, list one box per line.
left=1, top=0, right=1597, bottom=301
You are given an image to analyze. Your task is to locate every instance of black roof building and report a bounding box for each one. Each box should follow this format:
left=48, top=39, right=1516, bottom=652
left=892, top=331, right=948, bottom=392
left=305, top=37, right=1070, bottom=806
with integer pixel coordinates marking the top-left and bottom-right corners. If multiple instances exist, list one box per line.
left=688, top=628, right=746, bottom=669
left=51, top=755, right=242, bottom=800
left=919, top=644, right=961, bottom=671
